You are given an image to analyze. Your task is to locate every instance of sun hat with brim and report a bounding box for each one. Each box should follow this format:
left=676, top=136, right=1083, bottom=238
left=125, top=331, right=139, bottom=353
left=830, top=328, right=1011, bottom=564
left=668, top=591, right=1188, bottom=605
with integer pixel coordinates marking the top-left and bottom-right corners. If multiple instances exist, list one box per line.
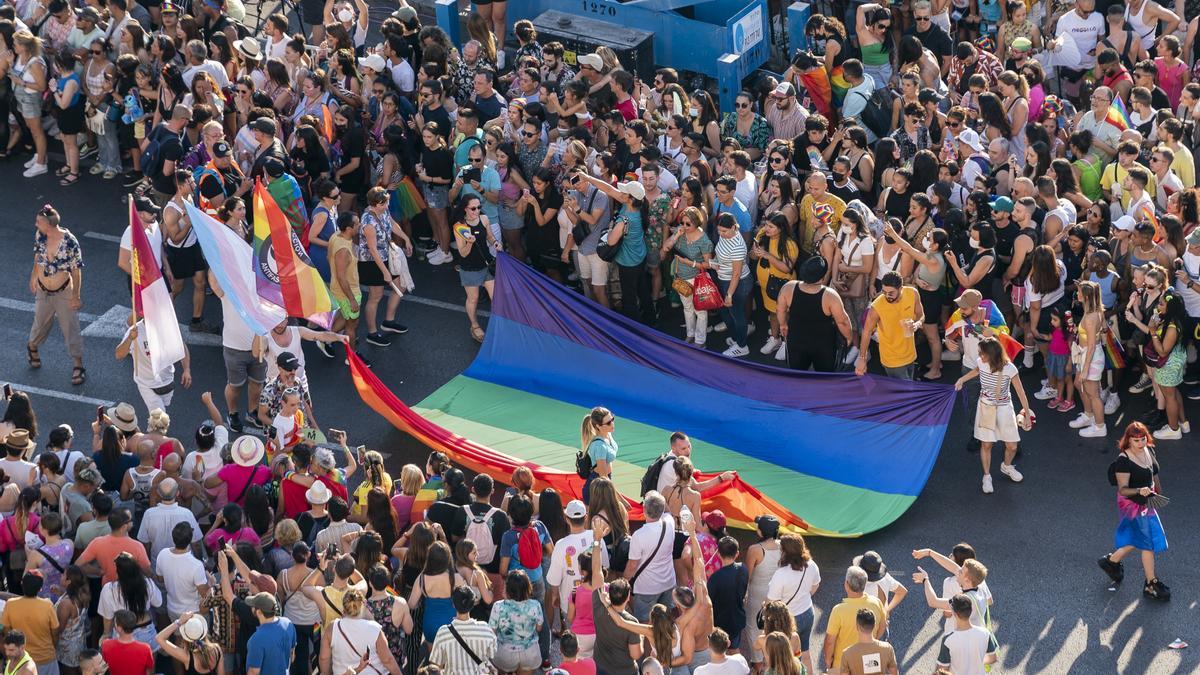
left=106, top=402, right=139, bottom=432
left=231, top=435, right=265, bottom=467
left=3, top=430, right=34, bottom=456
left=305, top=480, right=332, bottom=504
left=234, top=37, right=261, bottom=60
left=180, top=615, right=208, bottom=642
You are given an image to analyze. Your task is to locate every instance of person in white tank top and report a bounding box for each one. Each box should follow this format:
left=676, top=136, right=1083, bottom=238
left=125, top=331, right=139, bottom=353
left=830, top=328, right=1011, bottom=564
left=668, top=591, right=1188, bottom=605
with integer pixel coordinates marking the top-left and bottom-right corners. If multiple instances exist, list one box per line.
left=255, top=319, right=347, bottom=383
left=1124, top=0, right=1180, bottom=51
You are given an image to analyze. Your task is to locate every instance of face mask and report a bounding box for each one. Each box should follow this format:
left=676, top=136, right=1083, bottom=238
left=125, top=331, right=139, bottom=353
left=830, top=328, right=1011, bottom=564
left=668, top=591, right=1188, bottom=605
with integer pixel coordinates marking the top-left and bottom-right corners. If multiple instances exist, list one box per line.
left=337, top=8, right=353, bottom=21
left=969, top=237, right=981, bottom=249
left=922, top=235, right=933, bottom=250
left=831, top=171, right=845, bottom=183
left=689, top=106, right=699, bottom=117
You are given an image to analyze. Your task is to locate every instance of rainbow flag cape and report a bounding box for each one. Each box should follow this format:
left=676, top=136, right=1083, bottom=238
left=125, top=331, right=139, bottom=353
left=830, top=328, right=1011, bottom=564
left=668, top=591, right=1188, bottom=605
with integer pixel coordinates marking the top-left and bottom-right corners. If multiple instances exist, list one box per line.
left=944, top=300, right=1024, bottom=361
left=253, top=179, right=335, bottom=329
left=128, top=198, right=185, bottom=373
left=829, top=64, right=849, bottom=109
left=186, top=201, right=287, bottom=335
left=347, top=254, right=957, bottom=537
left=1106, top=98, right=1131, bottom=131
left=796, top=66, right=833, bottom=118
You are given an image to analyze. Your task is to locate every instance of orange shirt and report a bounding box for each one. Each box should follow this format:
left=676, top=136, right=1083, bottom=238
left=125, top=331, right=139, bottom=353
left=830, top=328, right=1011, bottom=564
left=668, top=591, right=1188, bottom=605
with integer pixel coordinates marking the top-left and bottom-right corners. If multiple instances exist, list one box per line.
left=75, top=534, right=151, bottom=583
left=1, top=596, right=59, bottom=664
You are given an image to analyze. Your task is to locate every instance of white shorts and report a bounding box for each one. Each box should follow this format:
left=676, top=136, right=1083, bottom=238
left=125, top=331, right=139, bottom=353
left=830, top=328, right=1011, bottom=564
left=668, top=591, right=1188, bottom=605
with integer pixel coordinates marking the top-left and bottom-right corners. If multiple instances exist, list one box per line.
left=974, top=401, right=1021, bottom=443
left=1086, top=347, right=1106, bottom=381
left=136, top=383, right=174, bottom=416
left=577, top=252, right=609, bottom=284
left=492, top=643, right=541, bottom=672
left=574, top=632, right=596, bottom=658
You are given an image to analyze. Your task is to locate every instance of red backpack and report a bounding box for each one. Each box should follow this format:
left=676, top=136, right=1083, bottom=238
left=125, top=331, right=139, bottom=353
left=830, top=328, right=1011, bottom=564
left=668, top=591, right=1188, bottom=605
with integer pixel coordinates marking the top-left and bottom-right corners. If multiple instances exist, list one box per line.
left=514, top=525, right=544, bottom=570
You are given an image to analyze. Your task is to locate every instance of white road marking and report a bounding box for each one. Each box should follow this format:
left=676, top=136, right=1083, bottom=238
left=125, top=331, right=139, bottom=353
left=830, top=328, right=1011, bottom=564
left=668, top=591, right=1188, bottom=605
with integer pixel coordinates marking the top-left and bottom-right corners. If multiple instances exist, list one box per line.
left=0, top=296, right=99, bottom=322
left=81, top=305, right=223, bottom=346
left=403, top=294, right=485, bottom=316
left=83, top=231, right=122, bottom=244
left=0, top=381, right=112, bottom=406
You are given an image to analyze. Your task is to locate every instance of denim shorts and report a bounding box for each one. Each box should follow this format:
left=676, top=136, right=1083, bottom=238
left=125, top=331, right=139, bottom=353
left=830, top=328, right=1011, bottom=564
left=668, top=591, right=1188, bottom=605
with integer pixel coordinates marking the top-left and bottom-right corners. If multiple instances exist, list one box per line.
left=424, top=183, right=449, bottom=209
left=1046, top=352, right=1068, bottom=379
left=458, top=267, right=493, bottom=287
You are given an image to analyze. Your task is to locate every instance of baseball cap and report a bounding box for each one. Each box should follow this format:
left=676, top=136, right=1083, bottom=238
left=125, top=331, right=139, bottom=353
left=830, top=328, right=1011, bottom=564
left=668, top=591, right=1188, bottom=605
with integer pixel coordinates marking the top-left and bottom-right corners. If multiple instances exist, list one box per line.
left=564, top=500, right=587, bottom=519
left=771, top=82, right=796, bottom=98
left=1011, top=37, right=1033, bottom=53
left=617, top=181, right=646, bottom=201
left=990, top=196, right=1014, bottom=213
left=754, top=514, right=780, bottom=537
left=245, top=592, right=278, bottom=616
left=702, top=510, right=726, bottom=531
left=853, top=551, right=886, bottom=581
left=359, top=53, right=386, bottom=72
left=956, top=128, right=983, bottom=152
left=250, top=117, right=277, bottom=136
left=212, top=141, right=232, bottom=158
left=134, top=196, right=159, bottom=214
left=391, top=5, right=416, bottom=21
left=577, top=53, right=603, bottom=71
left=264, top=157, right=286, bottom=177
left=76, top=5, right=100, bottom=21
left=955, top=288, right=983, bottom=309
left=1187, top=228, right=1200, bottom=246
left=276, top=351, right=300, bottom=371
left=1113, top=215, right=1137, bottom=232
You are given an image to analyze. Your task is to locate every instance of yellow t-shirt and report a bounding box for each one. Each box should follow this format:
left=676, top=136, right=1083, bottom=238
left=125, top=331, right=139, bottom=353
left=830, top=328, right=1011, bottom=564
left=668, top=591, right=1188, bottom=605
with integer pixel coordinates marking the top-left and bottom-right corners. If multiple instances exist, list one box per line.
left=870, top=286, right=919, bottom=368
left=328, top=236, right=360, bottom=301
left=1171, top=146, right=1195, bottom=189
left=827, top=595, right=886, bottom=669
left=797, top=193, right=847, bottom=256
left=1100, top=161, right=1156, bottom=211
left=351, top=473, right=394, bottom=517
left=1, top=597, right=59, bottom=664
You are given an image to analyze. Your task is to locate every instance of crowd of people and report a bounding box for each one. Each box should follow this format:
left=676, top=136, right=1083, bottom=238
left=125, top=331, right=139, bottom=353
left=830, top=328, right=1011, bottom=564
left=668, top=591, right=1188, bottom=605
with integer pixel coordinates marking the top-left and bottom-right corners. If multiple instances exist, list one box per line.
left=8, top=0, right=1200, bottom=670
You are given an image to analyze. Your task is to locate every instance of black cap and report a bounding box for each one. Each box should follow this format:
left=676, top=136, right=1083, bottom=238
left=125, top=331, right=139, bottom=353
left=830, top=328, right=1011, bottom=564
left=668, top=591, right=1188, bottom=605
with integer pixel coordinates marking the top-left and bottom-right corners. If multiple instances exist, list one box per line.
left=213, top=141, right=231, bottom=158
left=250, top=117, right=277, bottom=136
left=917, top=88, right=943, bottom=105
left=754, top=514, right=780, bottom=538
left=276, top=351, right=300, bottom=371
left=133, top=196, right=159, bottom=214
left=264, top=157, right=286, bottom=177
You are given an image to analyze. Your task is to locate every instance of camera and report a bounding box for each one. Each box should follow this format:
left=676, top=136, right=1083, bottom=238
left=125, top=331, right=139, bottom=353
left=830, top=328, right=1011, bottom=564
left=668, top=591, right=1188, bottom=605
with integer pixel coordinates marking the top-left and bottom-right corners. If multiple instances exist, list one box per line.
left=462, top=167, right=482, bottom=183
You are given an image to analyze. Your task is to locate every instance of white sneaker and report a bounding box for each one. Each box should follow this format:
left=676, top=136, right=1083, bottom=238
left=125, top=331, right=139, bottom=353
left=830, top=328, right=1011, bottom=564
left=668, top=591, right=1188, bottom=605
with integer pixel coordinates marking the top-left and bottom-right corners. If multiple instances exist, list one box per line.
left=23, top=156, right=36, bottom=168
left=1079, top=424, right=1108, bottom=438
left=1068, top=413, right=1094, bottom=429
left=1041, top=378, right=1049, bottom=388
left=722, top=344, right=749, bottom=357
left=427, top=248, right=451, bottom=265
left=1104, top=392, right=1121, bottom=416
left=1153, top=424, right=1182, bottom=440
left=982, top=475, right=994, bottom=494
left=695, top=338, right=707, bottom=348
left=1129, top=374, right=1153, bottom=394
left=774, top=342, right=788, bottom=361
left=1033, top=385, right=1058, bottom=400
left=1000, top=463, right=1024, bottom=483
left=1100, top=388, right=1111, bottom=403
left=759, top=336, right=780, bottom=355
left=1182, top=421, right=1191, bottom=434
left=22, top=162, right=46, bottom=178
left=1023, top=348, right=1035, bottom=368
left=844, top=345, right=860, bottom=365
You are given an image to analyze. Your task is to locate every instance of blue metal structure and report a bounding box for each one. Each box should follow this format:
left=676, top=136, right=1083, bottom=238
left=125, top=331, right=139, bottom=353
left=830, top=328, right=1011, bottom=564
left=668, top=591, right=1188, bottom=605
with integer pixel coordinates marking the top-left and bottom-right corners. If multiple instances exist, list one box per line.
left=439, top=0, right=771, bottom=114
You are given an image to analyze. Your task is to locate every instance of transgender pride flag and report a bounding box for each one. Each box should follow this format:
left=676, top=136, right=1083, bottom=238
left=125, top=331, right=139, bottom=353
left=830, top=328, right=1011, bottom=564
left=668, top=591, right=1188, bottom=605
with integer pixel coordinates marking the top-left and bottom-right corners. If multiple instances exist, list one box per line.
left=186, top=202, right=286, bottom=335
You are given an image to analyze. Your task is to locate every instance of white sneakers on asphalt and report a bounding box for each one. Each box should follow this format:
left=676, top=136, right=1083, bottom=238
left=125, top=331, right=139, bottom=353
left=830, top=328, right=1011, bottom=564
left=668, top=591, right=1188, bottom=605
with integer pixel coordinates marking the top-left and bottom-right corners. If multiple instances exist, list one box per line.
left=1033, top=385, right=1058, bottom=401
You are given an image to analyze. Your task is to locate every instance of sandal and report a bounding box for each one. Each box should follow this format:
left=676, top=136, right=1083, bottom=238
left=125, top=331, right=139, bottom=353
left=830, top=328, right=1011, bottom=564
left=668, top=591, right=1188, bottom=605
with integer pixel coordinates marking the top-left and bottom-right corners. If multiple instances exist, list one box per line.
left=470, top=326, right=485, bottom=343
left=55, top=165, right=71, bottom=177
left=26, top=344, right=40, bottom=369
left=59, top=172, right=79, bottom=186
left=70, top=367, right=86, bottom=386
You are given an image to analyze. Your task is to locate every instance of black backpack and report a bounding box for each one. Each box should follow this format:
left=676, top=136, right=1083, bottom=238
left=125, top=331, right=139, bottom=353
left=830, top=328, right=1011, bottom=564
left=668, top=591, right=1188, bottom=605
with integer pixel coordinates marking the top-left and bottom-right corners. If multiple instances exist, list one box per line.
left=575, top=449, right=593, bottom=479
left=639, top=454, right=673, bottom=497
left=848, top=89, right=893, bottom=141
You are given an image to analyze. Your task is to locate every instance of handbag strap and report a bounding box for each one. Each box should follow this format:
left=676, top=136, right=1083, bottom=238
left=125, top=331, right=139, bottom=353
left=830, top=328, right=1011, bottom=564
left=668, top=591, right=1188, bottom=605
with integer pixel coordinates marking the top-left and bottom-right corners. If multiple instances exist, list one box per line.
left=321, top=588, right=343, bottom=616
left=783, top=566, right=808, bottom=607
left=629, top=520, right=669, bottom=590
left=335, top=621, right=383, bottom=675
left=448, top=623, right=484, bottom=665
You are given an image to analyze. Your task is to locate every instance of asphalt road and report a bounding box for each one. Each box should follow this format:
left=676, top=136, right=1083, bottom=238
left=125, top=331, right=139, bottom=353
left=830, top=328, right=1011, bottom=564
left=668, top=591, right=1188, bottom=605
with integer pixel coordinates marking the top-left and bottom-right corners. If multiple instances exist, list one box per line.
left=1, top=158, right=1198, bottom=674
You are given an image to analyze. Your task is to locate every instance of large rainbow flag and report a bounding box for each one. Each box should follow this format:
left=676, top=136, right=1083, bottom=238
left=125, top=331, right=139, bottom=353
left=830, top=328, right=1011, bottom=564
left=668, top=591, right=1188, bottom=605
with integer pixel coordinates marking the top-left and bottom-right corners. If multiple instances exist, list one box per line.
left=350, top=255, right=956, bottom=537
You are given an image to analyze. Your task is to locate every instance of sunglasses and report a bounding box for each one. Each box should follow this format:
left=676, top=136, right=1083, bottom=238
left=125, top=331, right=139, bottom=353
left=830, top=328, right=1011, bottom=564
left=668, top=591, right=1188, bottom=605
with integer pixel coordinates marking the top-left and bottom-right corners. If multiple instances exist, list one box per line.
left=770, top=156, right=785, bottom=163
left=603, top=417, right=614, bottom=425
left=948, top=121, right=962, bottom=128
left=91, top=50, right=103, bottom=55
left=876, top=23, right=890, bottom=29
left=520, top=130, right=536, bottom=137
left=914, top=15, right=931, bottom=21
left=735, top=102, right=750, bottom=109
left=469, top=157, right=483, bottom=164
left=466, top=205, right=481, bottom=211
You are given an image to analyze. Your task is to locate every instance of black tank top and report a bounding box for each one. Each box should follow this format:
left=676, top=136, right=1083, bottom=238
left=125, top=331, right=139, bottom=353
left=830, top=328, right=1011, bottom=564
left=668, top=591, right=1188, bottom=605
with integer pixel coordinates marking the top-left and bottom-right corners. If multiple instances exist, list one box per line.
left=788, top=285, right=838, bottom=347
left=966, top=249, right=997, bottom=300
left=884, top=188, right=912, bottom=222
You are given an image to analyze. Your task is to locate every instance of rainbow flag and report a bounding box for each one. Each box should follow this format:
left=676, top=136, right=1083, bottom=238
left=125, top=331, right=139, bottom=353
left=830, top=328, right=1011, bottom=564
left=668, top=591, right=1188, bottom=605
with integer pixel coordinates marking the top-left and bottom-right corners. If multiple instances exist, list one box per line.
left=128, top=198, right=185, bottom=373
left=829, top=65, right=849, bottom=108
left=347, top=254, right=957, bottom=537
left=1106, top=98, right=1131, bottom=131
left=253, top=179, right=335, bottom=329
left=266, top=172, right=310, bottom=249
left=186, top=201, right=287, bottom=335
left=1137, top=201, right=1163, bottom=242
left=944, top=300, right=1024, bottom=362
left=796, top=65, right=833, bottom=118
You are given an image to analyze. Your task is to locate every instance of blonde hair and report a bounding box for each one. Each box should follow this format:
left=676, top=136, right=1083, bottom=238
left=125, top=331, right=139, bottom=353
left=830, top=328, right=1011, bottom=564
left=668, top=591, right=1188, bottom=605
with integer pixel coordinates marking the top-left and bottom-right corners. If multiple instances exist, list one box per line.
left=566, top=140, right=588, bottom=164
left=764, top=633, right=802, bottom=675
left=962, top=558, right=988, bottom=586
left=274, top=519, right=301, bottom=549
left=682, top=206, right=707, bottom=230
left=1077, top=279, right=1103, bottom=314
left=147, top=408, right=171, bottom=434
left=13, top=30, right=42, bottom=57
left=596, top=46, right=620, bottom=72
left=399, top=464, right=424, bottom=496
left=466, top=13, right=496, bottom=63
left=341, top=588, right=365, bottom=616
left=580, top=406, right=612, bottom=451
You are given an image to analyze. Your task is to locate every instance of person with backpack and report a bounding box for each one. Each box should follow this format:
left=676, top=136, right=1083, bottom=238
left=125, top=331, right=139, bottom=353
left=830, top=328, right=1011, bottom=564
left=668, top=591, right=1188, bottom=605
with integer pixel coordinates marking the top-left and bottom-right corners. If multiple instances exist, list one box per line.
left=647, top=432, right=734, bottom=497
left=145, top=104, right=193, bottom=206
left=462, top=474, right=510, bottom=595
left=840, top=60, right=883, bottom=145
left=498, top=495, right=553, bottom=664
left=578, top=407, right=617, bottom=504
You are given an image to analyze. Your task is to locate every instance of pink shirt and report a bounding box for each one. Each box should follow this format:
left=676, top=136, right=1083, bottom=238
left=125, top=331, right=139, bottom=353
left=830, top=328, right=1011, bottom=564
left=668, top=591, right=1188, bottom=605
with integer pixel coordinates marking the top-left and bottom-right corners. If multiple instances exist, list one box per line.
left=615, top=96, right=638, bottom=122
left=569, top=584, right=596, bottom=635
left=216, top=465, right=270, bottom=505
left=1049, top=326, right=1070, bottom=356
left=560, top=658, right=597, bottom=675
left=204, top=526, right=262, bottom=552
left=1156, top=58, right=1187, bottom=110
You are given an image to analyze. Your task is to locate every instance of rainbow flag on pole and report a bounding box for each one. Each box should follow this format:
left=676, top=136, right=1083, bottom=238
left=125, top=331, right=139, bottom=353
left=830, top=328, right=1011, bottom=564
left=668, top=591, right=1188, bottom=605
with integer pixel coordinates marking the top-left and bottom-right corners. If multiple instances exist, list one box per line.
left=186, top=201, right=287, bottom=335
left=1106, top=98, right=1132, bottom=132
left=253, top=179, right=335, bottom=328
left=128, top=198, right=185, bottom=373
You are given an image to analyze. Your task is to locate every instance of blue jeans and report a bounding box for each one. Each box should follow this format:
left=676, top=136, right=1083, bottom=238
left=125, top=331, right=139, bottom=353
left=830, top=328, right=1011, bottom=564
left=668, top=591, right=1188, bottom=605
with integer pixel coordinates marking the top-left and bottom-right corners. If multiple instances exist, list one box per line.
left=716, top=275, right=752, bottom=347
left=98, top=117, right=121, bottom=172
left=632, top=588, right=675, bottom=622
left=884, top=362, right=915, bottom=380
left=793, top=607, right=814, bottom=651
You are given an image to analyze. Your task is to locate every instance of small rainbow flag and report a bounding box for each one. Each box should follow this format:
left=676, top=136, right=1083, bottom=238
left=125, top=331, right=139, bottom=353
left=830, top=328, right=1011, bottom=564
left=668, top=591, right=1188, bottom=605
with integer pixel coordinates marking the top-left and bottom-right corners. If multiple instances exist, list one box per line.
left=1138, top=201, right=1163, bottom=242
left=252, top=179, right=336, bottom=328
left=1106, top=98, right=1131, bottom=132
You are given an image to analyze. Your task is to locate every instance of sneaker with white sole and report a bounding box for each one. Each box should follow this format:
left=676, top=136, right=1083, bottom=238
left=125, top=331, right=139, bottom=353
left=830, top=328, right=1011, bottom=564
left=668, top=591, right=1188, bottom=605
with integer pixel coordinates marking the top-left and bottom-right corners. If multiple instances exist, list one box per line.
left=1068, top=412, right=1094, bottom=428
left=1022, top=348, right=1035, bottom=368
left=722, top=344, right=749, bottom=357
left=774, top=342, right=787, bottom=361
left=1182, top=421, right=1191, bottom=434
left=427, top=249, right=452, bottom=265
left=1129, top=374, right=1153, bottom=394
left=1000, top=463, right=1024, bottom=482
left=1079, top=424, right=1108, bottom=438
left=314, top=340, right=334, bottom=359
left=22, top=163, right=46, bottom=178
left=1153, top=424, right=1183, bottom=440
left=843, top=345, right=860, bottom=365
left=759, top=336, right=781, bottom=355
left=1033, top=385, right=1058, bottom=400
left=982, top=475, right=994, bottom=494
left=1104, top=392, right=1121, bottom=416
left=23, top=156, right=37, bottom=169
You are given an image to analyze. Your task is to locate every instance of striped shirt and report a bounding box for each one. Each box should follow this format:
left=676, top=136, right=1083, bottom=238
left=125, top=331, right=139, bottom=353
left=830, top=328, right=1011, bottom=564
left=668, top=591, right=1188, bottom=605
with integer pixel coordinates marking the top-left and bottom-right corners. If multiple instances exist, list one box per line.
left=430, top=618, right=497, bottom=675
left=714, top=234, right=750, bottom=281
left=978, top=362, right=1018, bottom=406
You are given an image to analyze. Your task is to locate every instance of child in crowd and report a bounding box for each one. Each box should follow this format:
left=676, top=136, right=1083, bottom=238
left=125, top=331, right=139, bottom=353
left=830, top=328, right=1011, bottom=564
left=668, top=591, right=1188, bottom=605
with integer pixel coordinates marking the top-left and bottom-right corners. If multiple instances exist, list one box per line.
left=1046, top=307, right=1075, bottom=412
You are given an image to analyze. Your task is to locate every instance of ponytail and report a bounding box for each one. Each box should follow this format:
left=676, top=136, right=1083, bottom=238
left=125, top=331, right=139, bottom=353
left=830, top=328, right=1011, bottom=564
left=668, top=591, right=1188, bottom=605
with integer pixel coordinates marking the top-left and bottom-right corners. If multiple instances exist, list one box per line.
left=580, top=406, right=611, bottom=452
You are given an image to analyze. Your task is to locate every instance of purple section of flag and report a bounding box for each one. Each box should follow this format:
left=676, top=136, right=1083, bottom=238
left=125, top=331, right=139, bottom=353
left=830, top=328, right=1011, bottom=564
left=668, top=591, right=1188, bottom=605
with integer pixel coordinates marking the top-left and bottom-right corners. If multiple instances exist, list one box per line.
left=490, top=253, right=955, bottom=426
